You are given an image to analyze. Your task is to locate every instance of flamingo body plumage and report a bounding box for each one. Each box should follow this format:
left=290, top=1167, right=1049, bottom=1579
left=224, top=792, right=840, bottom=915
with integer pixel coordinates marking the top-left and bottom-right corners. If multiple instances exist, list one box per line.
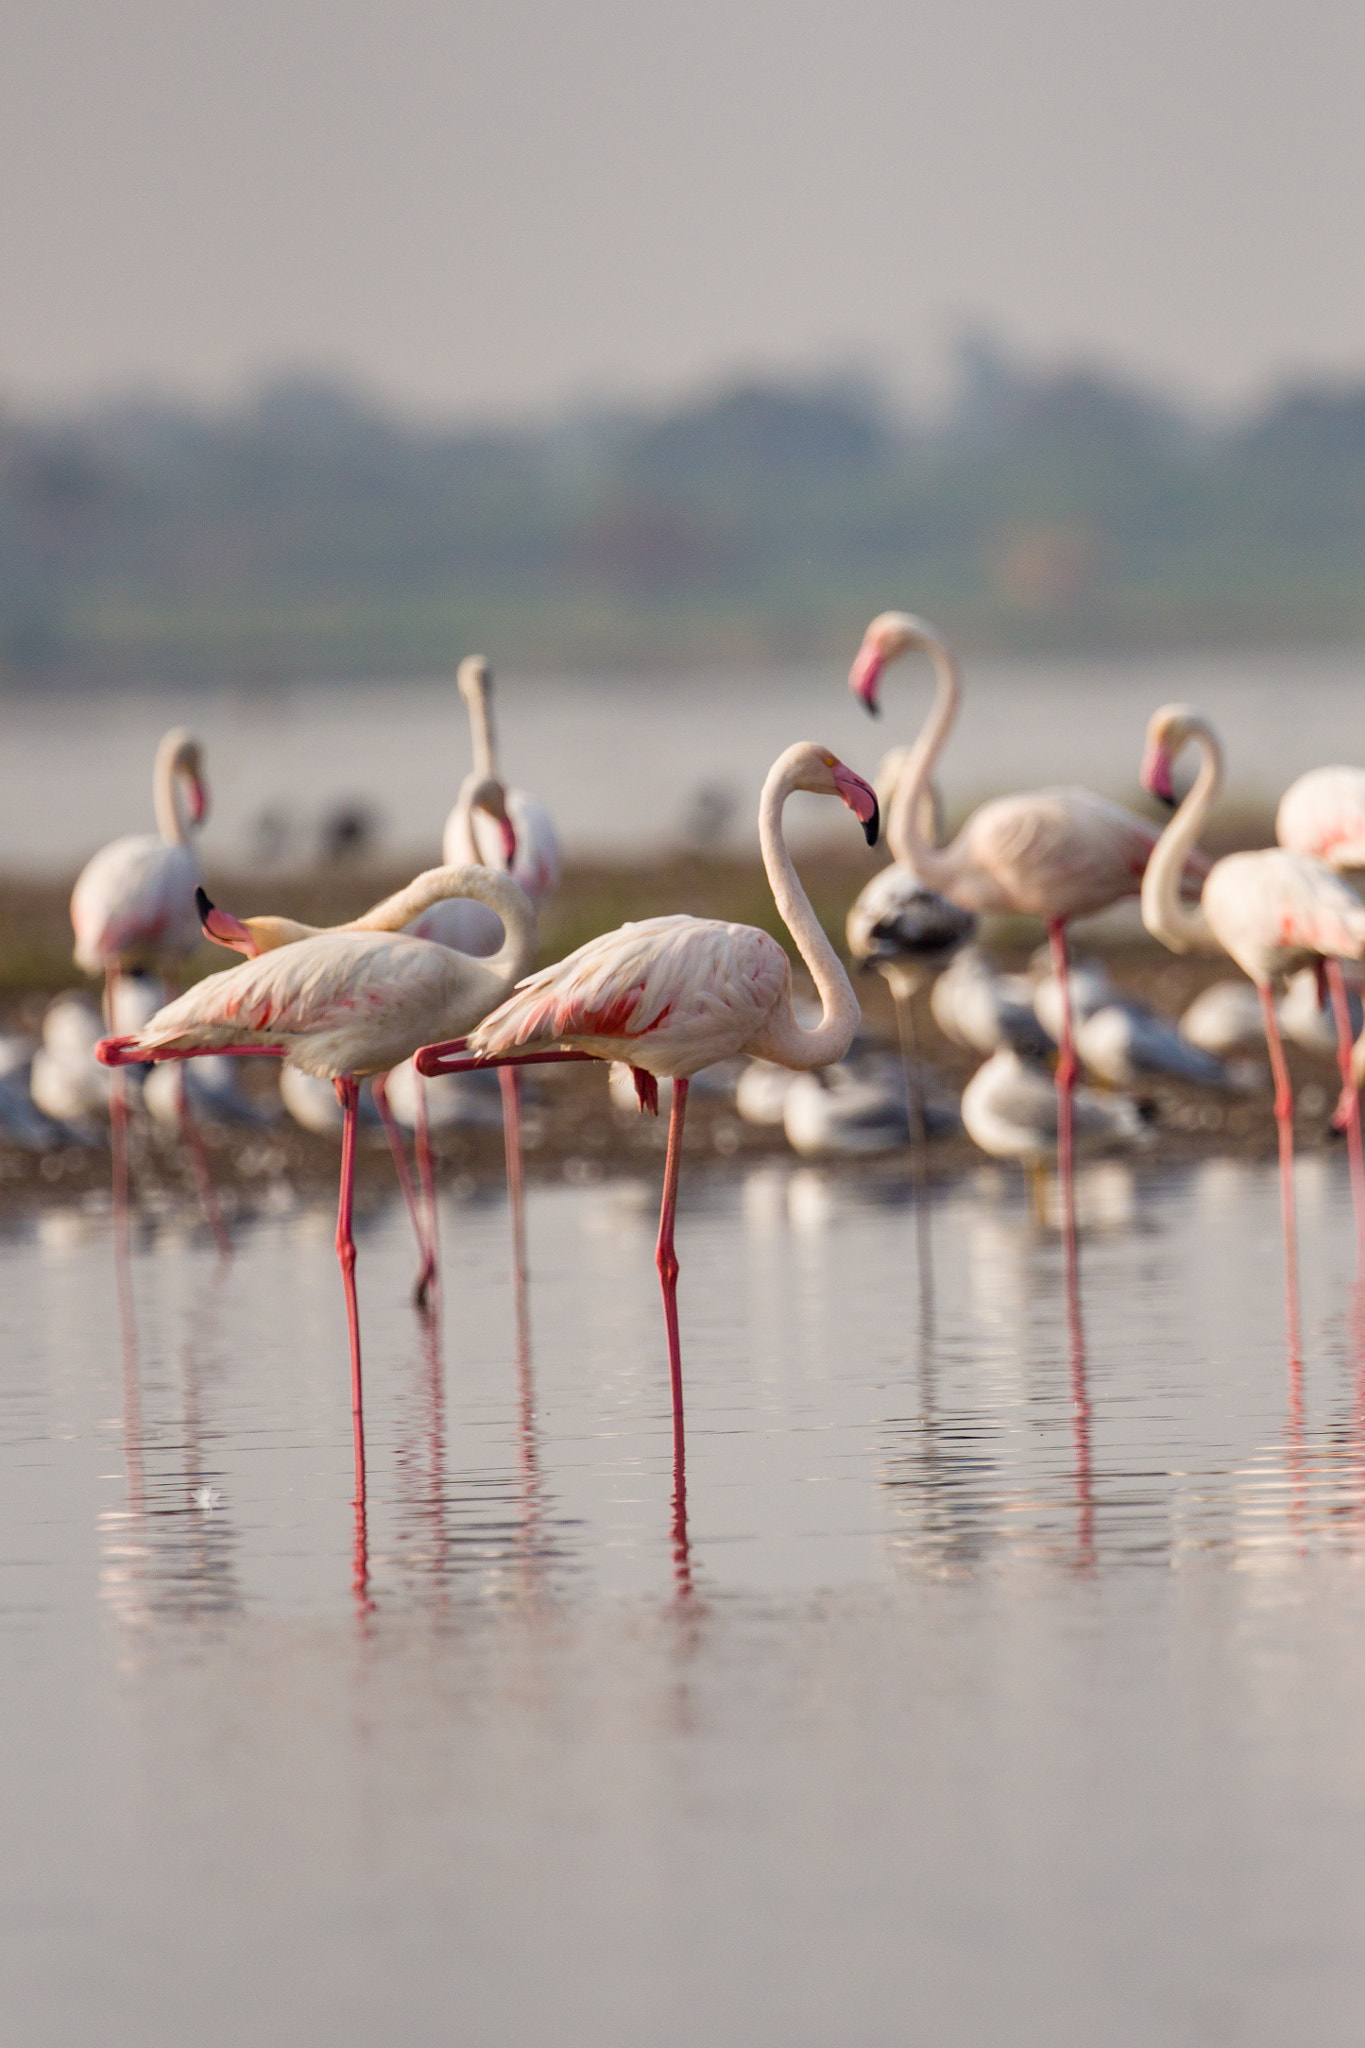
left=70, top=728, right=208, bottom=974
left=1276, top=766, right=1365, bottom=872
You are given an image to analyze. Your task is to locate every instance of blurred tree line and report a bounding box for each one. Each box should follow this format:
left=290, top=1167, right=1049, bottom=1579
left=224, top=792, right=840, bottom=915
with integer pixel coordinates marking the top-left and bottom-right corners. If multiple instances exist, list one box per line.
left=2, top=336, right=1364, bottom=682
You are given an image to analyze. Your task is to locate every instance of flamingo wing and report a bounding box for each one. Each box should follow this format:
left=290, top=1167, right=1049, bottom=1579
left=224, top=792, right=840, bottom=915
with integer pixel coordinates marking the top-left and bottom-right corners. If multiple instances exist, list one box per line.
left=964, top=790, right=1161, bottom=919
left=471, top=914, right=789, bottom=1072
left=129, top=931, right=463, bottom=1071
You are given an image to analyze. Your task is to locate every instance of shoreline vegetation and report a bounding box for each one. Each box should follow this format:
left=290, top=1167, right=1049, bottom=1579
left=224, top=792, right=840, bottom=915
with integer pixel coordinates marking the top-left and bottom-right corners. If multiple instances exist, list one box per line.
left=5, top=339, right=1365, bottom=683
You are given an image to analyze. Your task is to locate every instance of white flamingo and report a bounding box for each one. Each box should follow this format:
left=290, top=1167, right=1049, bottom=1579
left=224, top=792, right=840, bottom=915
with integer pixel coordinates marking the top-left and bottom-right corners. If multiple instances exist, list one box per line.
left=410, top=656, right=563, bottom=1298
left=197, top=814, right=517, bottom=1299
left=1139, top=704, right=1365, bottom=1342
left=847, top=612, right=1206, bottom=1246
left=1276, top=763, right=1365, bottom=1243
left=69, top=728, right=225, bottom=1242
left=97, top=865, right=538, bottom=1504
left=416, top=742, right=880, bottom=1451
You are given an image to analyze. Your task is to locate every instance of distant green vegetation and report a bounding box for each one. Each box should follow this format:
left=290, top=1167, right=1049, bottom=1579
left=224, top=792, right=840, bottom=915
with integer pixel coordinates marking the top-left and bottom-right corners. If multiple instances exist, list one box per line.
left=3, top=338, right=1365, bottom=681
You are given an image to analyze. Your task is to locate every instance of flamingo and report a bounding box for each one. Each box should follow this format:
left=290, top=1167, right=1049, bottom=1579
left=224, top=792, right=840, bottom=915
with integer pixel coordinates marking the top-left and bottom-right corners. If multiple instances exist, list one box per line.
left=1139, top=704, right=1365, bottom=1346
left=69, top=727, right=226, bottom=1245
left=847, top=610, right=1206, bottom=1254
left=1275, top=764, right=1365, bottom=1246
left=96, top=864, right=538, bottom=1504
left=196, top=804, right=516, bottom=1300
left=416, top=742, right=880, bottom=1453
left=411, top=655, right=563, bottom=1300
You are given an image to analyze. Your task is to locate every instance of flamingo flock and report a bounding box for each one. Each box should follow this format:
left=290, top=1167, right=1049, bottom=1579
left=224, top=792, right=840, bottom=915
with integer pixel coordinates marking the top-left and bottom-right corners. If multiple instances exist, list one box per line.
left=13, top=615, right=1353, bottom=1551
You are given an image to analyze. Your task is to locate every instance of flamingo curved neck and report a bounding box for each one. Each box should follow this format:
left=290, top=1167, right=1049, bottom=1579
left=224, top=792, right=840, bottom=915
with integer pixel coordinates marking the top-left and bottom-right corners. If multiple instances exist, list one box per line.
left=153, top=738, right=195, bottom=847
left=750, top=761, right=861, bottom=1070
left=884, top=634, right=963, bottom=888
left=1141, top=724, right=1218, bottom=954
left=354, top=864, right=537, bottom=982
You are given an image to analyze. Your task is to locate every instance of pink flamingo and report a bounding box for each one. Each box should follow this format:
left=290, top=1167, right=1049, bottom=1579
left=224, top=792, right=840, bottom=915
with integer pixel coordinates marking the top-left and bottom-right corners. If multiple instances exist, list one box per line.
left=97, top=865, right=538, bottom=1505
left=417, top=741, right=880, bottom=1456
left=407, top=656, right=562, bottom=1299
left=847, top=611, right=1206, bottom=1256
left=69, top=726, right=226, bottom=1248
left=1276, top=764, right=1365, bottom=1249
left=1140, top=705, right=1365, bottom=1351
left=198, top=780, right=520, bottom=1301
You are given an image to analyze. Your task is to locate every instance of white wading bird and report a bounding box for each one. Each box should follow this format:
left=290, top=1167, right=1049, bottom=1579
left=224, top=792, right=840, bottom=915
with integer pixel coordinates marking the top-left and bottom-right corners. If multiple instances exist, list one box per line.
left=1276, top=763, right=1365, bottom=1242
left=415, top=743, right=880, bottom=1453
left=1140, top=704, right=1365, bottom=1334
left=97, top=865, right=537, bottom=1504
left=847, top=611, right=1207, bottom=1243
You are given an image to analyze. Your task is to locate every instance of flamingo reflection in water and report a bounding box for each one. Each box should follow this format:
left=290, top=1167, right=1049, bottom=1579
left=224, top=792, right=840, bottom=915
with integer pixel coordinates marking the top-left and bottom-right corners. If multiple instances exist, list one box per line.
left=418, top=743, right=880, bottom=1485
left=96, top=865, right=538, bottom=1516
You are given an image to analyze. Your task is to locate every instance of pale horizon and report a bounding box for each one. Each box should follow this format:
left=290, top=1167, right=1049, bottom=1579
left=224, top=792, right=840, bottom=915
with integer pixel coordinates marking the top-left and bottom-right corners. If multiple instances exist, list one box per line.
left=2, top=0, right=1363, bottom=421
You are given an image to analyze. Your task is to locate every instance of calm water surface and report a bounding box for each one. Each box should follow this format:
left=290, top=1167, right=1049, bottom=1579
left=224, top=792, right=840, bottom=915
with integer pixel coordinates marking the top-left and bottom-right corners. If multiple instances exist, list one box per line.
left=5, top=647, right=1364, bottom=869
left=5, top=1154, right=1365, bottom=2045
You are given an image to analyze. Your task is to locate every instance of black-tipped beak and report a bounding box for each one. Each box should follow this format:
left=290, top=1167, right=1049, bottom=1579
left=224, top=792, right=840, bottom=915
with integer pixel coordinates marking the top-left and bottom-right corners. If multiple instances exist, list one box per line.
left=863, top=796, right=880, bottom=848
left=195, top=886, right=215, bottom=924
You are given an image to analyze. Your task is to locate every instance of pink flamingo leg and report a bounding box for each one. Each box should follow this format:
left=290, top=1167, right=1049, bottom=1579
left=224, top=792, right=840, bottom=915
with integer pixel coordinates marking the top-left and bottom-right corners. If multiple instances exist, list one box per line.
left=412, top=1069, right=440, bottom=1298
left=500, top=1065, right=529, bottom=1308
left=104, top=967, right=133, bottom=1259
left=1047, top=918, right=1080, bottom=1280
left=656, top=1077, right=690, bottom=1458
left=371, top=1071, right=437, bottom=1307
left=1258, top=983, right=1302, bottom=1366
left=334, top=1077, right=367, bottom=1507
left=1326, top=959, right=1365, bottom=1265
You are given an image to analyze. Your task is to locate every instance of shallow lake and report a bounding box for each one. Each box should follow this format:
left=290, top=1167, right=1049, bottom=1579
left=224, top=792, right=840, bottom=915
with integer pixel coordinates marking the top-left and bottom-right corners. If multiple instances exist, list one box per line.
left=5, top=1151, right=1365, bottom=2045
left=5, top=645, right=1364, bottom=871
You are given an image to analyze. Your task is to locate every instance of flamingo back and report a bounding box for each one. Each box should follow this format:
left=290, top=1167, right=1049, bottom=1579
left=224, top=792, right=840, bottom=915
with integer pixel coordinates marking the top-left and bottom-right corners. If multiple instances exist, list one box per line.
left=1202, top=849, right=1365, bottom=984
left=960, top=788, right=1161, bottom=921
left=1276, top=766, right=1365, bottom=872
left=71, top=836, right=201, bottom=973
left=471, top=914, right=791, bottom=1078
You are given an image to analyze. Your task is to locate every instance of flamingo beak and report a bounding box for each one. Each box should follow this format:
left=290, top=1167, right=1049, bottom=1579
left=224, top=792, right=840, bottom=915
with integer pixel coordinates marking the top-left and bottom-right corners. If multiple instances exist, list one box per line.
left=832, top=763, right=880, bottom=846
left=1140, top=743, right=1176, bottom=808
left=849, top=639, right=884, bottom=716
left=187, top=775, right=209, bottom=826
left=196, top=887, right=260, bottom=958
left=500, top=816, right=518, bottom=869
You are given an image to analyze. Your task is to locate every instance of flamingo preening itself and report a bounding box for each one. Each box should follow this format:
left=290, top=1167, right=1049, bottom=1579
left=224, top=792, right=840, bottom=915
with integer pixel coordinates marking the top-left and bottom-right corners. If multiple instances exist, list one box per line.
left=1275, top=763, right=1365, bottom=1250
left=1139, top=705, right=1365, bottom=1345
left=97, top=864, right=538, bottom=1505
left=69, top=727, right=225, bottom=1246
left=197, top=800, right=517, bottom=1302
left=846, top=610, right=1207, bottom=1258
left=417, top=742, right=880, bottom=1456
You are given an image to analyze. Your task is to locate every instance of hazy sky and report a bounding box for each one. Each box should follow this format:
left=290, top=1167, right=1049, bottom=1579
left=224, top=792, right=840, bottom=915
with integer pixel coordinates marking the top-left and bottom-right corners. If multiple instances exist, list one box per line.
left=2, top=0, right=1363, bottom=417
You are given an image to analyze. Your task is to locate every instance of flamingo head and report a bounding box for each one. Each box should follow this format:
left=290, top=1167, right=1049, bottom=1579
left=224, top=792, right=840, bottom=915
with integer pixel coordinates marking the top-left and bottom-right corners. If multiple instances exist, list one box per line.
left=849, top=611, right=936, bottom=715
left=157, top=728, right=209, bottom=829
left=471, top=775, right=518, bottom=869
left=788, top=744, right=880, bottom=846
left=1140, top=703, right=1198, bottom=810
left=196, top=888, right=313, bottom=958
